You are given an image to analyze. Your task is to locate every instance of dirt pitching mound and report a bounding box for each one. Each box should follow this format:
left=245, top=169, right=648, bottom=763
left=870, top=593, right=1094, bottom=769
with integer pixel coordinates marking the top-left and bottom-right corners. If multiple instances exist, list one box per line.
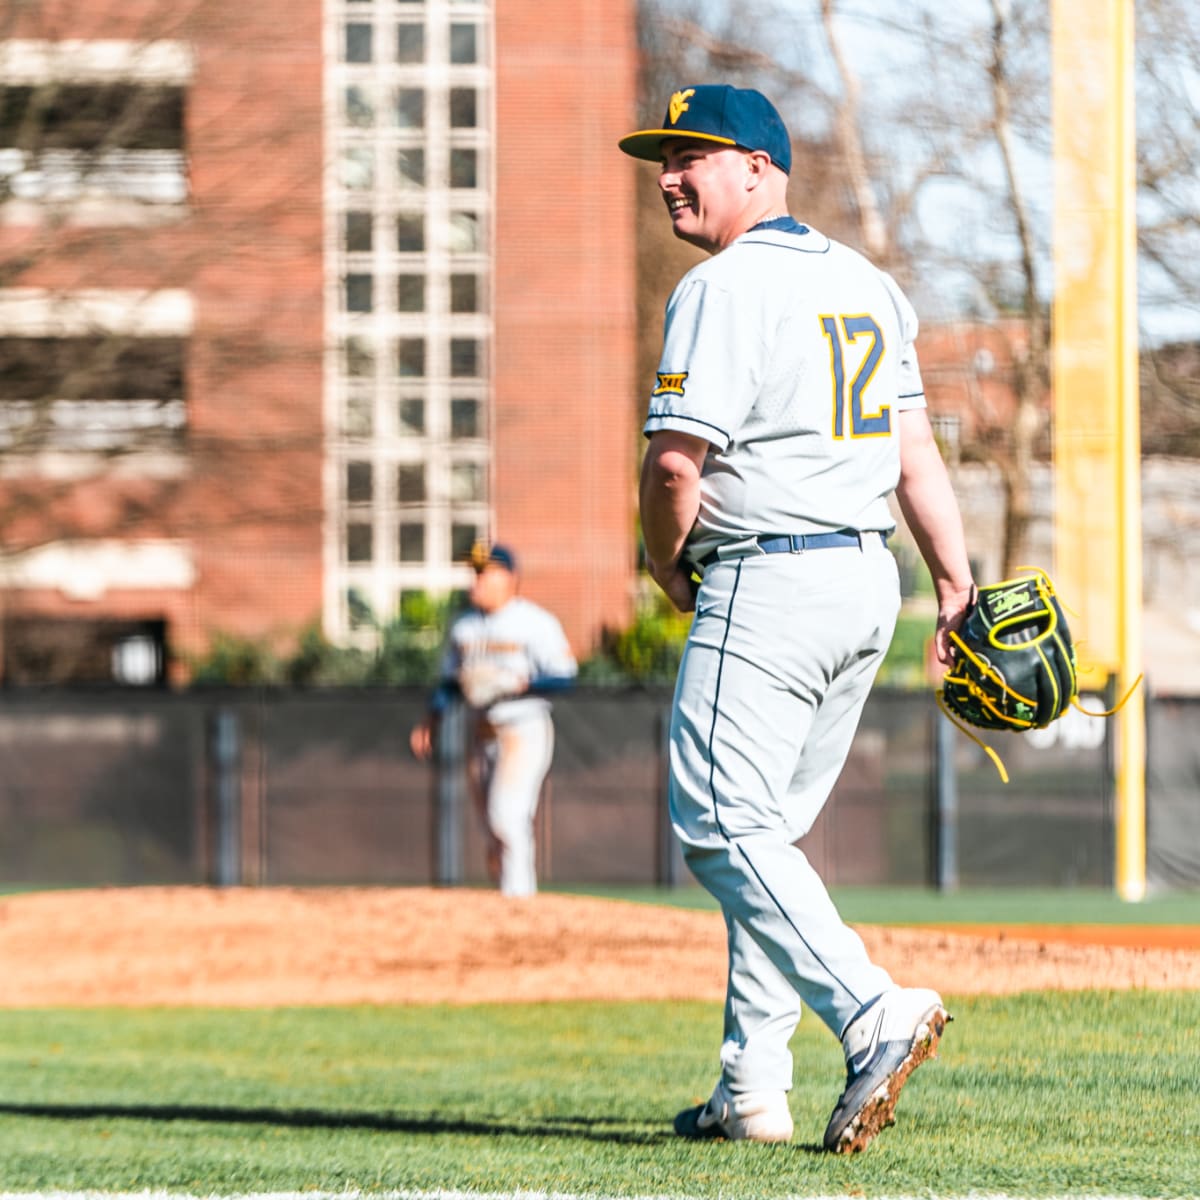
left=1, top=886, right=1197, bottom=1007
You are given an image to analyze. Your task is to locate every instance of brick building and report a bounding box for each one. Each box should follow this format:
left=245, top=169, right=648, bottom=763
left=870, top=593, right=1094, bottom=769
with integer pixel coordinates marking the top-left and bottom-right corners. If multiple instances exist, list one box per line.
left=0, top=0, right=639, bottom=684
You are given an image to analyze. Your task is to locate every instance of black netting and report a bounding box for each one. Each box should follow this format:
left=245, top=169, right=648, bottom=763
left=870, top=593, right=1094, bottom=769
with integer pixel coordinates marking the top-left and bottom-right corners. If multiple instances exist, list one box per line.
left=0, top=686, right=1192, bottom=891
left=1147, top=696, right=1200, bottom=889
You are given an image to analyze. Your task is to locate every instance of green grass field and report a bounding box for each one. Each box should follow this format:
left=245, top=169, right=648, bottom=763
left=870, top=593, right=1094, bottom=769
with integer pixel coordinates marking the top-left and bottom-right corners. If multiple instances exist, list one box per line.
left=556, top=883, right=1200, bottom=926
left=1, top=992, right=1198, bottom=1198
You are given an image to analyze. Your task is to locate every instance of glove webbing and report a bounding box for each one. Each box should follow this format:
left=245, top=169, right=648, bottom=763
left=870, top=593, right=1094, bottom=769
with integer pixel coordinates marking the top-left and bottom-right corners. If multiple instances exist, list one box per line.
left=943, top=628, right=1042, bottom=730
left=939, top=637, right=1144, bottom=784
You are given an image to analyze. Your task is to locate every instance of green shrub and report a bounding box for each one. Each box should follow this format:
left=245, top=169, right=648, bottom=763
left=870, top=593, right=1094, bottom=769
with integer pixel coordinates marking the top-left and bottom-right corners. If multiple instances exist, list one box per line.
left=190, top=592, right=457, bottom=687
left=876, top=609, right=933, bottom=689
left=189, top=631, right=285, bottom=686
left=580, top=591, right=692, bottom=685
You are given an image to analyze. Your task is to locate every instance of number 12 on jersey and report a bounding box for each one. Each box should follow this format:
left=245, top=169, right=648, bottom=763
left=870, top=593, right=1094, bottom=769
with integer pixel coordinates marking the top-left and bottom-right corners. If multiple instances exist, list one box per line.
left=820, top=314, right=891, bottom=439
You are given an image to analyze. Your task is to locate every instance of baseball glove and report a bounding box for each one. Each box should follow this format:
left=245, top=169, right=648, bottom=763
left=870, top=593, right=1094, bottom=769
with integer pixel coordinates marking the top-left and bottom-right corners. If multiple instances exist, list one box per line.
left=939, top=567, right=1078, bottom=734
left=459, top=661, right=527, bottom=709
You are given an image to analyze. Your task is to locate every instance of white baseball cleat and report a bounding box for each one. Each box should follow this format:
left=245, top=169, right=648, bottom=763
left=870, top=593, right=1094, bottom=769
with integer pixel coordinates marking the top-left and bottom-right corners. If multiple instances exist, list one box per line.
left=823, top=986, right=951, bottom=1154
left=674, top=1078, right=794, bottom=1143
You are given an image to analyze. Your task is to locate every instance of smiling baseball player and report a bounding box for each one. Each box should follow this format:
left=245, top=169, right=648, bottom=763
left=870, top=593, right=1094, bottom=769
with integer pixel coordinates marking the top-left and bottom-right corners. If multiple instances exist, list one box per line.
left=621, top=85, right=975, bottom=1152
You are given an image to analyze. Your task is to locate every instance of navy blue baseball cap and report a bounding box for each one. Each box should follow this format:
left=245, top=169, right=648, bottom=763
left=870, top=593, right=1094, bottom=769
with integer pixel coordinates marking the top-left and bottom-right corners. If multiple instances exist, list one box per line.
left=619, top=85, right=791, bottom=175
left=469, top=540, right=517, bottom=572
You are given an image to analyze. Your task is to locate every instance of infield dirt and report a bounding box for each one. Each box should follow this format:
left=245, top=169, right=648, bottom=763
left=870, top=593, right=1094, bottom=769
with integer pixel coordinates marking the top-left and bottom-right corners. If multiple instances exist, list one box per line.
left=0, top=886, right=1197, bottom=1007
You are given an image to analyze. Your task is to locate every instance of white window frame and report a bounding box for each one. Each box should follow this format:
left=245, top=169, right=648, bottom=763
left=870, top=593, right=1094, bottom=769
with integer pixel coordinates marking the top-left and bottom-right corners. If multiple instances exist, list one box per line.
left=324, top=0, right=494, bottom=644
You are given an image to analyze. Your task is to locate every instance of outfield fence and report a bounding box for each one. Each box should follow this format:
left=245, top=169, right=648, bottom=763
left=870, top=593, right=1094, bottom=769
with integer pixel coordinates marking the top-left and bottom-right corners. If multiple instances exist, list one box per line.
left=0, top=687, right=1195, bottom=891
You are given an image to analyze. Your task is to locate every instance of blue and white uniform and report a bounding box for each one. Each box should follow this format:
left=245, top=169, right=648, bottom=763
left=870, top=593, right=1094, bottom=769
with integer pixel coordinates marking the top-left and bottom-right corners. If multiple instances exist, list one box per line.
left=646, top=217, right=927, bottom=1092
left=433, top=597, right=577, bottom=896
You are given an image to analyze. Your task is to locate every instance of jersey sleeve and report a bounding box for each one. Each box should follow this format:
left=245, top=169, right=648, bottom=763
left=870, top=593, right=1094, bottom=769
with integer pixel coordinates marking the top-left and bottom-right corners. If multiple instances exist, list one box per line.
left=642, top=276, right=764, bottom=450
left=881, top=271, right=927, bottom=412
left=428, top=621, right=466, bottom=713
left=528, top=609, right=578, bottom=684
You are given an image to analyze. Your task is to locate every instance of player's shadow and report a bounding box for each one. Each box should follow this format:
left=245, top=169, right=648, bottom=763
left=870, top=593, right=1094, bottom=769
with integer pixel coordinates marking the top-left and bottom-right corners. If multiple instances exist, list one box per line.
left=0, top=1101, right=672, bottom=1145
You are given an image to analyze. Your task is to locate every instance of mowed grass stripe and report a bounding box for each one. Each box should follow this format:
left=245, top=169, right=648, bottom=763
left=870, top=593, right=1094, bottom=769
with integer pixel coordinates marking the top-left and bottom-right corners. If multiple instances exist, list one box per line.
left=0, top=1194, right=1182, bottom=1200
left=0, top=995, right=1197, bottom=1197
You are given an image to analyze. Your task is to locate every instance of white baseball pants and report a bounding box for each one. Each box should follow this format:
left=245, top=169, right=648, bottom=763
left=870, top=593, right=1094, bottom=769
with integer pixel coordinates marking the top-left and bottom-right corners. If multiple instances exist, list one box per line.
left=669, top=536, right=901, bottom=1093
left=475, top=712, right=554, bottom=897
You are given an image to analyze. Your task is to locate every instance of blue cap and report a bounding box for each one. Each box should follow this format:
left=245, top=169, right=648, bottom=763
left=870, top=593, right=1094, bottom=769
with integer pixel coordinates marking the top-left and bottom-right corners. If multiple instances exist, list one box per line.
left=619, top=85, right=791, bottom=175
left=469, top=541, right=517, bottom=572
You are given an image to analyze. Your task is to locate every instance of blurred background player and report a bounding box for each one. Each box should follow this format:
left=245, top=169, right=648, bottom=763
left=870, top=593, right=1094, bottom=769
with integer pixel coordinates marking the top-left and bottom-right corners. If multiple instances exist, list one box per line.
left=622, top=84, right=974, bottom=1151
left=410, top=543, right=578, bottom=897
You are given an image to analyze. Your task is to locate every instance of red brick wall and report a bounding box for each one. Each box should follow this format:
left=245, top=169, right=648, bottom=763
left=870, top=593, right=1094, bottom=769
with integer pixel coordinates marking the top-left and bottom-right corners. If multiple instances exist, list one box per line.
left=1, top=0, right=643, bottom=674
left=0, top=0, right=326, bottom=670
left=493, top=0, right=640, bottom=654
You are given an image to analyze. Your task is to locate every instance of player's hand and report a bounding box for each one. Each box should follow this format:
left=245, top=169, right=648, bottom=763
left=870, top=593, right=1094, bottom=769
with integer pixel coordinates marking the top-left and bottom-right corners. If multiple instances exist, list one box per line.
left=409, top=719, right=434, bottom=761
left=933, top=582, right=976, bottom=667
left=646, top=557, right=698, bottom=613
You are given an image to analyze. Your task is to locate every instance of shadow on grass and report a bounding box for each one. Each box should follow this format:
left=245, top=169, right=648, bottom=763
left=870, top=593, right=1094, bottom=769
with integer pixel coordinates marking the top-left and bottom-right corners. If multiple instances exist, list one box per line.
left=0, top=1100, right=683, bottom=1145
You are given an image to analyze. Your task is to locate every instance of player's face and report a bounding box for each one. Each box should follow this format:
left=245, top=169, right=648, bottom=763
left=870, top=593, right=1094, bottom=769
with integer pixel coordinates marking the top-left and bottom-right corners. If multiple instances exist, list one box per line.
left=658, top=140, right=756, bottom=253
left=470, top=563, right=517, bottom=613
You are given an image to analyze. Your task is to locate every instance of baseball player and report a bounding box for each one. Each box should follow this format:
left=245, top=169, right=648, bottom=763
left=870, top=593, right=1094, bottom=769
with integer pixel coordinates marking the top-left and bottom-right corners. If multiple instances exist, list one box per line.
left=410, top=542, right=577, bottom=897
left=620, top=85, right=975, bottom=1152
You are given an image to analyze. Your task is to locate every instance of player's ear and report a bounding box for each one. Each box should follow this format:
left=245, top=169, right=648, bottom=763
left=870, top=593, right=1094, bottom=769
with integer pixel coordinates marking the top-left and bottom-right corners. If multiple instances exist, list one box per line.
left=744, top=150, right=771, bottom=188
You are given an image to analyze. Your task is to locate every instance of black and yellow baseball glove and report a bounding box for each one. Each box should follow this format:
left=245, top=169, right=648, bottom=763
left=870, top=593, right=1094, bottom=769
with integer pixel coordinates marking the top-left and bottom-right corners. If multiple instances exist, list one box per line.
left=937, top=567, right=1143, bottom=782
left=940, top=568, right=1078, bottom=734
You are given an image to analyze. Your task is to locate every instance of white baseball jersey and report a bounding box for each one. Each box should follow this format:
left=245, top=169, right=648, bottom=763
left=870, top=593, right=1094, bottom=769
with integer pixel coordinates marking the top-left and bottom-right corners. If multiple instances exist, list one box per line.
left=643, top=221, right=927, bottom=563
left=653, top=218, right=931, bottom=1089
left=440, top=597, right=577, bottom=726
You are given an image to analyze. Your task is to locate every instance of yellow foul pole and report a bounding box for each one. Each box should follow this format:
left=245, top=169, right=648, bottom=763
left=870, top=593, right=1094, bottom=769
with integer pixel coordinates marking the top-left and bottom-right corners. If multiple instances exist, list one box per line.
left=1051, top=0, right=1145, bottom=899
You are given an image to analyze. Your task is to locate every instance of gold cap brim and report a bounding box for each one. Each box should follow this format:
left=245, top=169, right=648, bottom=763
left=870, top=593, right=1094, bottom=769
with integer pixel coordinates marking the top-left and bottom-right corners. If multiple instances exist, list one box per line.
left=617, top=128, right=737, bottom=162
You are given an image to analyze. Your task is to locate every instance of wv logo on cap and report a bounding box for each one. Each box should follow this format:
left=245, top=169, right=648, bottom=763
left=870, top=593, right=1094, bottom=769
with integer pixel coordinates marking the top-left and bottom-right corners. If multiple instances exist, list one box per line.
left=668, top=89, right=695, bottom=125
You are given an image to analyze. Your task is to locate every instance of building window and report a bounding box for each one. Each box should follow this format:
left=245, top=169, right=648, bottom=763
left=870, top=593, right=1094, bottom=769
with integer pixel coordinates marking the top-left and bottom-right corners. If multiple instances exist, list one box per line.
left=0, top=69, right=190, bottom=210
left=450, top=397, right=481, bottom=440
left=345, top=85, right=374, bottom=127
left=3, top=617, right=166, bottom=687
left=449, top=24, right=478, bottom=64
left=397, top=25, right=424, bottom=64
left=396, top=147, right=425, bottom=190
left=397, top=463, right=426, bottom=505
left=344, top=391, right=372, bottom=438
left=397, top=274, right=425, bottom=312
left=449, top=88, right=477, bottom=129
left=450, top=274, right=479, bottom=313
left=449, top=210, right=481, bottom=253
left=0, top=83, right=184, bottom=151
left=346, top=522, right=373, bottom=562
left=397, top=337, right=425, bottom=377
left=451, top=522, right=480, bottom=561
left=450, top=461, right=485, bottom=503
left=345, top=274, right=373, bottom=312
left=395, top=88, right=424, bottom=130
left=345, top=24, right=372, bottom=63
left=398, top=522, right=425, bottom=562
left=345, top=336, right=374, bottom=378
left=397, top=397, right=424, bottom=437
left=347, top=587, right=373, bottom=630
left=0, top=332, right=186, bottom=453
left=346, top=460, right=373, bottom=504
left=328, top=2, right=494, bottom=642
left=450, top=338, right=480, bottom=378
left=396, top=212, right=424, bottom=251
left=345, top=211, right=372, bottom=252
left=341, top=145, right=374, bottom=190
left=449, top=148, right=477, bottom=189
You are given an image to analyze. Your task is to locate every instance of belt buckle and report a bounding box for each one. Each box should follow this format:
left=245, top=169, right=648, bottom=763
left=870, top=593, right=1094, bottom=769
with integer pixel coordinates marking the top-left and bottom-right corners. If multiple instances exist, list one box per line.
left=788, top=534, right=805, bottom=554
